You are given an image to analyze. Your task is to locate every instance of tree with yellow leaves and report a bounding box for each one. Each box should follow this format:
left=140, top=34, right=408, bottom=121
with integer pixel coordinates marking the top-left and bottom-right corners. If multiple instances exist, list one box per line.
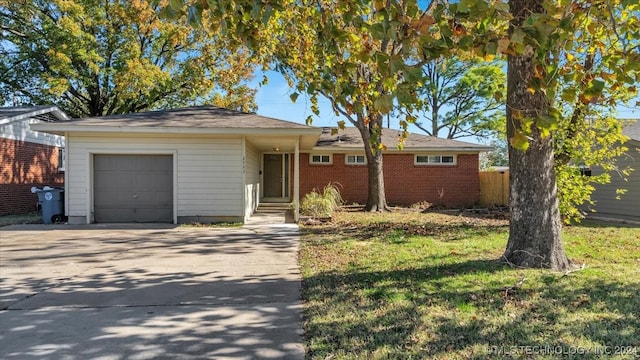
left=159, top=0, right=509, bottom=211
left=0, top=0, right=256, bottom=117
left=159, top=0, right=640, bottom=270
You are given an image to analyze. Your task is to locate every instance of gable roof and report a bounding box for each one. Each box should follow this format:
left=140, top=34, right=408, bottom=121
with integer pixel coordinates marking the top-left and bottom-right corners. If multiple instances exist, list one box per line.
left=31, top=106, right=322, bottom=151
left=314, top=127, right=493, bottom=152
left=623, top=119, right=640, bottom=142
left=0, top=105, right=69, bottom=125
left=32, top=106, right=315, bottom=132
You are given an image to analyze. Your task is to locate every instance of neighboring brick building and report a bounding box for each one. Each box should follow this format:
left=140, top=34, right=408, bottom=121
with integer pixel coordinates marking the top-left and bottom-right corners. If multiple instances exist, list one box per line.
left=300, top=127, right=491, bottom=207
left=1, top=106, right=69, bottom=215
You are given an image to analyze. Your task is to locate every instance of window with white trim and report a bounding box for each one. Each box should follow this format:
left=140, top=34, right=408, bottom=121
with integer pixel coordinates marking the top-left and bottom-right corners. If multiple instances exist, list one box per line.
left=345, top=155, right=366, bottom=165
left=415, top=154, right=456, bottom=165
left=310, top=154, right=332, bottom=164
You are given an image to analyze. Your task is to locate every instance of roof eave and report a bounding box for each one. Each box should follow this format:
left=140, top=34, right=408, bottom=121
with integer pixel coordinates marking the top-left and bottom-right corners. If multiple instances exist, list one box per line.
left=31, top=124, right=322, bottom=136
left=0, top=106, right=70, bottom=124
left=50, top=108, right=70, bottom=121
left=626, top=138, right=640, bottom=146
left=311, top=145, right=493, bottom=152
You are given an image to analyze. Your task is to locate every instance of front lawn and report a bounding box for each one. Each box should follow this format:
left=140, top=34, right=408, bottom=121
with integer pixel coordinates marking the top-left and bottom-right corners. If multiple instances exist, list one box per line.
left=299, top=209, right=639, bottom=359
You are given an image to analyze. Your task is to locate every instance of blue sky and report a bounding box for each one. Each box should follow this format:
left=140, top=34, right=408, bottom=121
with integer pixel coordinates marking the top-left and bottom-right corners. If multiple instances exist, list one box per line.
left=251, top=70, right=640, bottom=145
left=251, top=70, right=447, bottom=139
left=251, top=71, right=341, bottom=128
left=249, top=0, right=638, bottom=135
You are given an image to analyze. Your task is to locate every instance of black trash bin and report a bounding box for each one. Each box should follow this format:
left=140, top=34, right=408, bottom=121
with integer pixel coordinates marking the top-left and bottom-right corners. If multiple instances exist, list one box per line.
left=35, top=188, right=65, bottom=224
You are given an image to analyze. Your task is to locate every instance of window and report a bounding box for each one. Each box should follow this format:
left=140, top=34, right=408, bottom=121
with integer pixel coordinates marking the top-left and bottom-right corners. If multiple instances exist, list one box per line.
left=346, top=155, right=366, bottom=165
left=415, top=154, right=456, bottom=165
left=310, top=154, right=332, bottom=164
left=578, top=164, right=591, bottom=177
left=58, top=147, right=66, bottom=171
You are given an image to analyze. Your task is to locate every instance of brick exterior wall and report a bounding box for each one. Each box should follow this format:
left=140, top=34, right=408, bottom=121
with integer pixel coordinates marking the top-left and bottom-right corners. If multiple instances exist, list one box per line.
left=1, top=138, right=64, bottom=215
left=299, top=152, right=480, bottom=207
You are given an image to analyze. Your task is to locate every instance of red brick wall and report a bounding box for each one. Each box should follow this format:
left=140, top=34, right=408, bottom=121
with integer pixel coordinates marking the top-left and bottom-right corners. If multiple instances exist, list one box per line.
left=1, top=138, right=64, bottom=215
left=299, top=153, right=480, bottom=207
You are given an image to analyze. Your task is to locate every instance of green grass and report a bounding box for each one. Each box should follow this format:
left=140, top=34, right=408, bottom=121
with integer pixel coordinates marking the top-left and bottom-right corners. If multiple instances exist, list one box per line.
left=0, top=212, right=42, bottom=227
left=300, top=209, right=640, bottom=359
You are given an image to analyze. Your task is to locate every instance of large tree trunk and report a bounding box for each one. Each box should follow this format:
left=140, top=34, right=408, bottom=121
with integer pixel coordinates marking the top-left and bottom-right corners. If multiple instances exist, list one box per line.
left=504, top=0, right=571, bottom=271
left=365, top=150, right=388, bottom=211
left=357, top=115, right=389, bottom=212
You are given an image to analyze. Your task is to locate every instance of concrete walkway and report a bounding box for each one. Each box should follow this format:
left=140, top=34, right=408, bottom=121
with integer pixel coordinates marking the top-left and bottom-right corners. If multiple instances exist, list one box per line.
left=0, top=221, right=303, bottom=359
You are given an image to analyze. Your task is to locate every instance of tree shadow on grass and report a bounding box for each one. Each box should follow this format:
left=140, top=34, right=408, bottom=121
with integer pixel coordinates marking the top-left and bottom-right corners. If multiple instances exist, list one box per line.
left=427, top=277, right=640, bottom=359
left=301, top=220, right=508, bottom=243
left=302, top=260, right=640, bottom=359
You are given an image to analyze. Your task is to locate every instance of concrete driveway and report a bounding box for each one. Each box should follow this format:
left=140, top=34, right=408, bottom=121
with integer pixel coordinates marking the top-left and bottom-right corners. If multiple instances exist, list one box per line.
left=0, top=223, right=304, bottom=359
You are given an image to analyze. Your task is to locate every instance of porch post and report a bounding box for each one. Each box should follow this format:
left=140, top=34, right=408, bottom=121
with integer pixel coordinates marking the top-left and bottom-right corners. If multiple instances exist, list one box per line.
left=64, top=131, right=69, bottom=218
left=294, top=136, right=300, bottom=222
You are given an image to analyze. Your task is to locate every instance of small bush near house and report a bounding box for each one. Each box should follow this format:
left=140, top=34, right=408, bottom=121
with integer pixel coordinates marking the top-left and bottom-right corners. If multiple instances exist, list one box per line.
left=300, top=183, right=343, bottom=219
left=410, top=200, right=432, bottom=210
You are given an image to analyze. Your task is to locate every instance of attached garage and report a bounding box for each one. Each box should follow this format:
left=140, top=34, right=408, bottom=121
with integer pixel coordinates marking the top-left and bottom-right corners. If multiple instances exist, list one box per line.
left=31, top=106, right=321, bottom=224
left=93, top=154, right=173, bottom=223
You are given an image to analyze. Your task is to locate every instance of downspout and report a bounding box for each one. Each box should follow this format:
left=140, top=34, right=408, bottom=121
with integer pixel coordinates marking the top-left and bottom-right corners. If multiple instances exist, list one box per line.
left=241, top=136, right=248, bottom=222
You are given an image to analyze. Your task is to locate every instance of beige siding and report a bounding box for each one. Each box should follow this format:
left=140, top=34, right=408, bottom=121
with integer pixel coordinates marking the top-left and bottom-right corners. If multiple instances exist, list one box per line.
left=67, top=133, right=243, bottom=223
left=589, top=140, right=640, bottom=221
left=244, top=140, right=260, bottom=220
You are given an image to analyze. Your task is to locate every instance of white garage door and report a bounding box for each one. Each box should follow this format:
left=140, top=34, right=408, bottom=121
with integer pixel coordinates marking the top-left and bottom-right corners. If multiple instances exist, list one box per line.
left=94, top=154, right=173, bottom=223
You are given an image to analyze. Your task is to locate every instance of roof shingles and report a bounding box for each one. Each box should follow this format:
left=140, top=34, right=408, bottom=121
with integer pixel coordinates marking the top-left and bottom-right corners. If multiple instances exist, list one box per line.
left=62, top=106, right=313, bottom=129
left=623, top=119, right=640, bottom=142
left=315, top=127, right=492, bottom=150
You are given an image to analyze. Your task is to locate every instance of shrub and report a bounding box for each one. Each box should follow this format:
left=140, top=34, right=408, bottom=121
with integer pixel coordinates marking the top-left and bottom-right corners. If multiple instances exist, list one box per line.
left=300, top=183, right=343, bottom=218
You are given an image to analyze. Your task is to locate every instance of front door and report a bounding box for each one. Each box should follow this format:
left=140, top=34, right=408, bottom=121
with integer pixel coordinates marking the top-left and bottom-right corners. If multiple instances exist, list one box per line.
left=263, top=154, right=289, bottom=199
left=264, top=154, right=283, bottom=198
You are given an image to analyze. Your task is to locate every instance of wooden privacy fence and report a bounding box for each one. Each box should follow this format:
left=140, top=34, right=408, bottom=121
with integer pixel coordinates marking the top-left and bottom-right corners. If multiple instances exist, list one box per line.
left=479, top=171, right=509, bottom=206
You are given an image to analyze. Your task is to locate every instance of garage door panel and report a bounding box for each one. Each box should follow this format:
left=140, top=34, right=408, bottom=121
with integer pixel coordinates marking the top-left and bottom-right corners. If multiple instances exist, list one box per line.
left=94, top=155, right=173, bottom=223
left=94, top=191, right=132, bottom=208
left=156, top=174, right=173, bottom=188
left=95, top=155, right=135, bottom=171
left=134, top=171, right=161, bottom=186
left=93, top=175, right=106, bottom=189
left=132, top=190, right=172, bottom=206
left=121, top=156, right=139, bottom=170
left=95, top=171, right=137, bottom=188
left=97, top=208, right=136, bottom=222
left=135, top=156, right=155, bottom=170
left=133, top=208, right=173, bottom=223
left=135, top=156, right=163, bottom=170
